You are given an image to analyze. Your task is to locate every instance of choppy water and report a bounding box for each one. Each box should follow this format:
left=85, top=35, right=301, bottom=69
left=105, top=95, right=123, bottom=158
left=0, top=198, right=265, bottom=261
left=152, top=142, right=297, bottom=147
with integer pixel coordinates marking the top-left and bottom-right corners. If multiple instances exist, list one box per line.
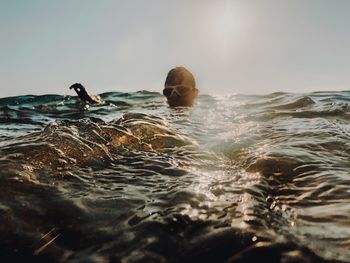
left=1, top=90, right=350, bottom=262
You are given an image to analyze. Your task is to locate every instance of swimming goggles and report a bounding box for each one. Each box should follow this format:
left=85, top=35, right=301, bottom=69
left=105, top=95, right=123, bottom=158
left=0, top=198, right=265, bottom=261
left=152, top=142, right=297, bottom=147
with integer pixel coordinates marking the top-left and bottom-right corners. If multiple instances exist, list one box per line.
left=163, top=85, right=194, bottom=97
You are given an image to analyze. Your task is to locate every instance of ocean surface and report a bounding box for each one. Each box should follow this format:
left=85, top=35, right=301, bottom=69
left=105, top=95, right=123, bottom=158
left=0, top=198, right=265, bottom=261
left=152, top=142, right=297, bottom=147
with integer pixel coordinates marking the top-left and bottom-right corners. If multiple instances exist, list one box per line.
left=1, top=91, right=350, bottom=262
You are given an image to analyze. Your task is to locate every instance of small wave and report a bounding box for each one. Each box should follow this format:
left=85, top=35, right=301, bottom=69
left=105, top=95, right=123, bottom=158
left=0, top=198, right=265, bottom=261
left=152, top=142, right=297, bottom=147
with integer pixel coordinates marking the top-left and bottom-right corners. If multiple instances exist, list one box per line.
left=276, top=108, right=350, bottom=119
left=0, top=94, right=69, bottom=108
left=1, top=113, right=196, bottom=176
left=268, top=96, right=315, bottom=110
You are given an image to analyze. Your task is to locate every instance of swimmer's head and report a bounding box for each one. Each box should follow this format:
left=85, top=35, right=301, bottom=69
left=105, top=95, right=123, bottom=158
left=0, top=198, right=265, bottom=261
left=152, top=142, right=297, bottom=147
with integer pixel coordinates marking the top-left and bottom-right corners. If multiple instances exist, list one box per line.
left=163, top=67, right=199, bottom=107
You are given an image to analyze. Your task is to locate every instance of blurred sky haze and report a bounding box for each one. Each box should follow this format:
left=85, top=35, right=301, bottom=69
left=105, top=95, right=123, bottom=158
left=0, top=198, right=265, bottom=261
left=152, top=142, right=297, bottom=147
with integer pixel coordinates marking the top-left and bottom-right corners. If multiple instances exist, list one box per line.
left=1, top=0, right=350, bottom=97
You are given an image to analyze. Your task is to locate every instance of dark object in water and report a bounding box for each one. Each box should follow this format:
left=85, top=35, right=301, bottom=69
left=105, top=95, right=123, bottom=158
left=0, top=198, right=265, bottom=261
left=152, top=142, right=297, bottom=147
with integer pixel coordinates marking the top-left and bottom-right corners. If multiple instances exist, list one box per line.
left=163, top=67, right=199, bottom=107
left=69, top=83, right=101, bottom=104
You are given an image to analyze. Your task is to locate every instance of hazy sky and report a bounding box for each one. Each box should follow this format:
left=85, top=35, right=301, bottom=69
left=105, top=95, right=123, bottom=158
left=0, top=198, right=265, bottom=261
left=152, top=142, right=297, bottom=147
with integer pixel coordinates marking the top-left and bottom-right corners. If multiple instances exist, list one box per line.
left=1, top=0, right=350, bottom=97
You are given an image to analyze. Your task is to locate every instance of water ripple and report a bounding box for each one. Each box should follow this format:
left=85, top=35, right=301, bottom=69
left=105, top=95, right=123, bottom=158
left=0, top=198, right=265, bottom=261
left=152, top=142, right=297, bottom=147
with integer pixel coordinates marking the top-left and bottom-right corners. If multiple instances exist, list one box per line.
left=0, top=91, right=350, bottom=262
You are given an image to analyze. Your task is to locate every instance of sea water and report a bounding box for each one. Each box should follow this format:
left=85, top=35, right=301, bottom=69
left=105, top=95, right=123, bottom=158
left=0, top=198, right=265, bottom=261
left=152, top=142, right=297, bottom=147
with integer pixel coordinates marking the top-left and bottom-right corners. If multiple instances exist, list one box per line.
left=1, top=91, right=350, bottom=262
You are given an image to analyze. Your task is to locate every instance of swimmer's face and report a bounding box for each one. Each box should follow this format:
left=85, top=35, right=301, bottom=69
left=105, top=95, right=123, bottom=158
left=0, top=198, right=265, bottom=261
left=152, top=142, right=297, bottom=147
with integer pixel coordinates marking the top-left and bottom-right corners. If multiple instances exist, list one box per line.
left=163, top=67, right=198, bottom=107
left=163, top=85, right=199, bottom=107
